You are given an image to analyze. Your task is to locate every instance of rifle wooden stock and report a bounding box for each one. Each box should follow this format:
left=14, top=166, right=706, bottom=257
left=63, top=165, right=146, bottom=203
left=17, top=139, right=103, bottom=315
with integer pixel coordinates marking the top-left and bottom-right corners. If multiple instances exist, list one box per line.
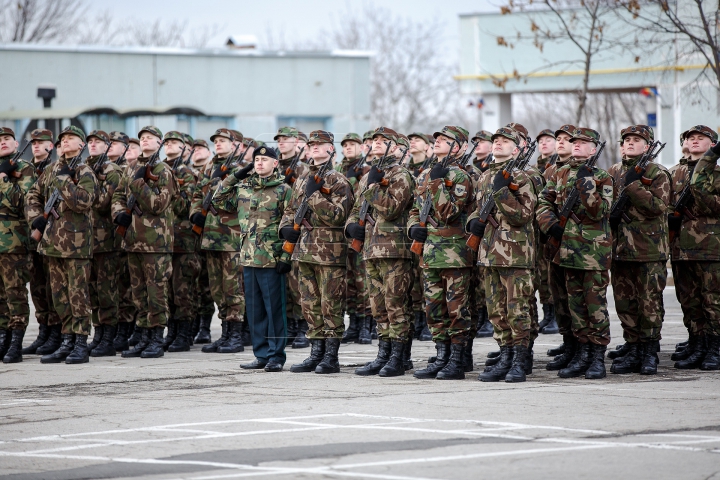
left=281, top=223, right=301, bottom=254
left=466, top=233, right=481, bottom=251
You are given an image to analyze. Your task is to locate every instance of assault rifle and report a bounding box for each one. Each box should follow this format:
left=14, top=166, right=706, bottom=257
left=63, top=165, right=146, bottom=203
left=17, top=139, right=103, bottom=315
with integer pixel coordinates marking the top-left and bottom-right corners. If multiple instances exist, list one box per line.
left=115, top=143, right=130, bottom=169
left=7, top=141, right=31, bottom=178
left=669, top=169, right=697, bottom=242
left=172, top=145, right=187, bottom=185
left=116, top=142, right=162, bottom=237
left=92, top=139, right=113, bottom=179
left=35, top=147, right=54, bottom=175
left=192, top=143, right=241, bottom=236
left=609, top=141, right=665, bottom=225
left=462, top=140, right=480, bottom=171
left=284, top=146, right=305, bottom=184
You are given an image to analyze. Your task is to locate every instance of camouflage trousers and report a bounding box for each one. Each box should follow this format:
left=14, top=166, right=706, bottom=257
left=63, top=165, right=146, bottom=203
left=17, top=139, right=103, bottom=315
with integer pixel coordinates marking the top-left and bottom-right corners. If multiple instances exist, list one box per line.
left=117, top=252, right=136, bottom=324
left=128, top=253, right=172, bottom=329
left=611, top=260, right=666, bottom=343
left=196, top=252, right=215, bottom=317
left=672, top=260, right=720, bottom=337
left=170, top=252, right=201, bottom=323
left=29, top=251, right=60, bottom=326
left=537, top=257, right=553, bottom=304
left=48, top=257, right=91, bottom=336
left=549, top=263, right=573, bottom=336
left=206, top=251, right=244, bottom=323
left=346, top=250, right=370, bottom=317
left=485, top=267, right=534, bottom=348
left=410, top=254, right=424, bottom=313
left=89, top=251, right=121, bottom=327
left=0, top=254, right=31, bottom=331
left=298, top=262, right=346, bottom=339
left=553, top=265, right=611, bottom=346
left=366, top=258, right=413, bottom=341
left=285, top=260, right=302, bottom=320
left=424, top=267, right=472, bottom=345
left=467, top=263, right=485, bottom=338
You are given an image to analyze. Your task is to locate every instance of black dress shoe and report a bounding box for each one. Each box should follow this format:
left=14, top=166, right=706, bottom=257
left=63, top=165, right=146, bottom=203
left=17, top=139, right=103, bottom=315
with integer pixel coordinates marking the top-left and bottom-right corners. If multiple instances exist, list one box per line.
left=240, top=358, right=268, bottom=369
left=264, top=361, right=283, bottom=372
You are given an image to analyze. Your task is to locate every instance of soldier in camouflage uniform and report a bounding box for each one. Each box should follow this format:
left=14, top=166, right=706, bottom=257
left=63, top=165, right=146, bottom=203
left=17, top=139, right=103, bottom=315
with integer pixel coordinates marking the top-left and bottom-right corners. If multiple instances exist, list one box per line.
left=28, top=125, right=98, bottom=365
left=409, top=126, right=476, bottom=380
left=669, top=125, right=720, bottom=370
left=112, top=125, right=176, bottom=359
left=83, top=130, right=124, bottom=357
left=606, top=125, right=671, bottom=375
left=537, top=127, right=613, bottom=379
left=280, top=130, right=354, bottom=374
left=189, top=128, right=246, bottom=354
left=346, top=127, right=415, bottom=377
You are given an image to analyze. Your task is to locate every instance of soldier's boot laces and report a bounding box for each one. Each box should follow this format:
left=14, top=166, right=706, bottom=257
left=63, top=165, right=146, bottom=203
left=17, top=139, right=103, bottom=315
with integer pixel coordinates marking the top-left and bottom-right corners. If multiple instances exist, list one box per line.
left=41, top=334, right=75, bottom=363
left=21, top=323, right=49, bottom=355
left=436, top=343, right=466, bottom=380
left=546, top=335, right=577, bottom=370
left=355, top=339, right=391, bottom=376
left=463, top=338, right=474, bottom=372
left=290, top=339, right=325, bottom=372
left=3, top=329, right=25, bottom=363
left=140, top=326, right=166, bottom=358
left=195, top=314, right=213, bottom=344
left=168, top=321, right=192, bottom=352
left=539, top=304, right=559, bottom=334
left=479, top=345, right=513, bottom=381
left=379, top=340, right=406, bottom=377
left=546, top=341, right=566, bottom=357
left=127, top=322, right=143, bottom=347
left=414, top=342, right=450, bottom=379
left=640, top=341, right=660, bottom=375
left=610, top=342, right=642, bottom=374
left=241, top=320, right=252, bottom=347
left=65, top=334, right=90, bottom=364
left=505, top=345, right=528, bottom=383
left=315, top=338, right=341, bottom=374
left=163, top=319, right=178, bottom=351
left=558, top=342, right=593, bottom=378
left=121, top=328, right=150, bottom=358
left=217, top=321, right=245, bottom=353
left=357, top=315, right=373, bottom=345
left=202, top=321, right=228, bottom=353
left=476, top=306, right=493, bottom=338
left=91, top=324, right=117, bottom=357
left=293, top=319, right=310, bottom=348
left=403, top=335, right=414, bottom=371
left=87, top=324, right=104, bottom=352
left=675, top=335, right=707, bottom=369
left=671, top=333, right=698, bottom=361
left=370, top=318, right=378, bottom=340
left=286, top=318, right=298, bottom=344
left=341, top=314, right=360, bottom=344
left=607, top=342, right=631, bottom=360
left=700, top=334, right=720, bottom=371
left=113, top=322, right=132, bottom=352
left=525, top=340, right=534, bottom=375
left=36, top=324, right=62, bottom=355
left=418, top=312, right=432, bottom=341
left=0, top=329, right=10, bottom=359
left=585, top=344, right=607, bottom=379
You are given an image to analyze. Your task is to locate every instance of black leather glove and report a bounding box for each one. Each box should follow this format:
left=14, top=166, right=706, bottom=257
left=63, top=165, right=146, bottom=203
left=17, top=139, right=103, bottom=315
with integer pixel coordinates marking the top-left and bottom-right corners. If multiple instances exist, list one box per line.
left=0, top=160, right=17, bottom=176
left=57, top=164, right=73, bottom=178
left=234, top=163, right=254, bottom=181
left=576, top=164, right=593, bottom=179
left=190, top=212, right=206, bottom=228
left=114, top=212, right=132, bottom=228
left=409, top=224, right=428, bottom=242
left=668, top=213, right=682, bottom=231
left=624, top=166, right=644, bottom=186
left=609, top=214, right=622, bottom=230
left=493, top=171, right=512, bottom=191
left=429, top=163, right=449, bottom=181
left=346, top=222, right=365, bottom=241
left=548, top=223, right=564, bottom=241
left=468, top=218, right=486, bottom=238
left=133, top=165, right=146, bottom=180
left=367, top=166, right=385, bottom=185
left=305, top=175, right=325, bottom=197
left=211, top=166, right=225, bottom=180
left=31, top=216, right=47, bottom=234
left=280, top=225, right=301, bottom=243
left=284, top=172, right=297, bottom=185
left=275, top=261, right=292, bottom=275
left=538, top=229, right=548, bottom=244
left=345, top=165, right=362, bottom=180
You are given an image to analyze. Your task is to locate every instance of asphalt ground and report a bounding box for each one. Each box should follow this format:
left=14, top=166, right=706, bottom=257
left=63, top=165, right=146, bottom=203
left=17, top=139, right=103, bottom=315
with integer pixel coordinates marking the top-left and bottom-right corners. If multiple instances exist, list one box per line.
left=1, top=285, right=719, bottom=480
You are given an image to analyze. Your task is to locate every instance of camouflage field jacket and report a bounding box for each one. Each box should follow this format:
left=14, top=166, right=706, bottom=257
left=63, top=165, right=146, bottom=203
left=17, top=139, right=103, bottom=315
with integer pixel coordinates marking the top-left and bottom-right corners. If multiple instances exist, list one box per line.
left=164, top=159, right=198, bottom=254
left=86, top=155, right=123, bottom=254
left=0, top=155, right=34, bottom=254
left=338, top=155, right=366, bottom=193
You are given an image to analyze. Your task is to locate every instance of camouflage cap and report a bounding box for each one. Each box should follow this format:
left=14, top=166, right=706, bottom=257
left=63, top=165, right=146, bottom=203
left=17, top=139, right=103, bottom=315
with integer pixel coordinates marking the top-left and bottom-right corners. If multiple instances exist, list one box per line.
left=0, top=127, right=15, bottom=139
left=163, top=131, right=185, bottom=143
left=554, top=124, right=577, bottom=139
left=182, top=133, right=194, bottom=145
left=255, top=140, right=267, bottom=148
left=620, top=125, right=653, bottom=143
left=193, top=139, right=209, bottom=149
left=372, top=126, right=399, bottom=143
left=86, top=129, right=109, bottom=143
left=253, top=145, right=278, bottom=160
left=109, top=131, right=129, bottom=145
left=397, top=134, right=410, bottom=149
left=129, top=137, right=140, bottom=146
left=243, top=137, right=258, bottom=148
left=307, top=130, right=334, bottom=144
left=298, top=131, right=308, bottom=142
left=471, top=130, right=493, bottom=143
left=571, top=127, right=601, bottom=145
left=433, top=125, right=468, bottom=144
left=491, top=126, right=520, bottom=145
left=408, top=132, right=432, bottom=144
left=30, top=128, right=53, bottom=142
left=340, top=132, right=362, bottom=146
left=683, top=124, right=718, bottom=143
left=210, top=128, right=235, bottom=142
left=230, top=130, right=244, bottom=143
left=506, top=122, right=528, bottom=140
left=138, top=125, right=162, bottom=140
left=362, top=130, right=375, bottom=142
left=274, top=126, right=299, bottom=140
left=535, top=128, right=556, bottom=141
left=59, top=125, right=86, bottom=142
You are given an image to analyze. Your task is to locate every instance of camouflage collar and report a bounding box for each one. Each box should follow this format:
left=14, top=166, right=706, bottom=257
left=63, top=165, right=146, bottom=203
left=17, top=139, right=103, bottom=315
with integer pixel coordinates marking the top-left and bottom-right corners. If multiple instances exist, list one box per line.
left=308, top=159, right=334, bottom=171
left=622, top=154, right=643, bottom=167
left=567, top=156, right=590, bottom=167
left=249, top=170, right=283, bottom=188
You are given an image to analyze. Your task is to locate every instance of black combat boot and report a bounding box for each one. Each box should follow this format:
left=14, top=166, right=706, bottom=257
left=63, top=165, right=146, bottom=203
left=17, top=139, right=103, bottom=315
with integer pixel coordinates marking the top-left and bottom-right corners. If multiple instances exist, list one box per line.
left=36, top=324, right=62, bottom=355
left=427, top=341, right=441, bottom=364
left=127, top=322, right=143, bottom=347
left=202, top=321, right=228, bottom=353
left=3, top=329, right=25, bottom=363
left=437, top=343, right=466, bottom=380
left=487, top=349, right=501, bottom=358
left=370, top=318, right=378, bottom=340
left=21, top=324, right=49, bottom=355
left=675, top=335, right=707, bottom=369
left=540, top=304, right=559, bottom=334
left=403, top=336, right=414, bottom=371
left=546, top=334, right=576, bottom=370
left=293, top=320, right=310, bottom=348
left=675, top=338, right=689, bottom=351
left=191, top=314, right=201, bottom=342
left=290, top=339, right=326, bottom=372
left=413, top=312, right=423, bottom=340
left=700, top=334, right=720, bottom=370
left=0, top=329, right=10, bottom=358
left=315, top=338, right=341, bottom=374
left=357, top=315, right=372, bottom=345
left=90, top=324, right=117, bottom=357
left=671, top=333, right=697, bottom=361
left=607, top=342, right=631, bottom=360
left=505, top=345, right=528, bottom=383
left=525, top=340, right=534, bottom=375
left=418, top=312, right=432, bottom=341
left=162, top=319, right=178, bottom=351
left=476, top=306, right=493, bottom=337
left=122, top=328, right=150, bottom=358
left=547, top=342, right=566, bottom=357
left=414, top=342, right=450, bottom=379
left=195, top=314, right=212, bottom=344
left=65, top=334, right=90, bottom=364
left=585, top=344, right=607, bottom=379
left=217, top=322, right=245, bottom=353
left=463, top=338, right=474, bottom=372
left=558, top=342, right=593, bottom=378
left=478, top=345, right=513, bottom=381
left=241, top=320, right=252, bottom=347
left=640, top=340, right=660, bottom=375
left=168, top=321, right=192, bottom=352
left=610, top=342, right=641, bottom=374
left=356, top=340, right=391, bottom=376
left=379, top=341, right=406, bottom=377
left=140, top=326, right=166, bottom=358
left=538, top=304, right=552, bottom=331
left=113, top=322, right=131, bottom=352
left=341, top=314, right=360, bottom=344
left=286, top=318, right=298, bottom=344
left=41, top=333, right=75, bottom=363
left=87, top=324, right=103, bottom=352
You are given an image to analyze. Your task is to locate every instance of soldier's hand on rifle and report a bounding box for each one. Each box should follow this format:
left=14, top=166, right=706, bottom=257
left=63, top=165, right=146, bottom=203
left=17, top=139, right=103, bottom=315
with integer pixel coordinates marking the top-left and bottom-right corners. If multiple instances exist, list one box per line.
left=624, top=166, right=644, bottom=186
left=345, top=165, right=362, bottom=180
left=234, top=163, right=254, bottom=181
left=190, top=212, right=206, bottom=229
left=57, top=164, right=74, bottom=178
left=284, top=172, right=297, bottom=185
left=0, top=160, right=17, bottom=176
left=346, top=223, right=365, bottom=241
left=280, top=226, right=301, bottom=243
left=429, top=163, right=448, bottom=181
left=668, top=213, right=682, bottom=232
left=114, top=212, right=132, bottom=228
left=548, top=223, right=564, bottom=241
left=409, top=224, right=428, bottom=242
left=275, top=261, right=292, bottom=275
left=211, top=166, right=225, bottom=180
left=305, top=175, right=325, bottom=197
left=31, top=216, right=47, bottom=234
left=133, top=166, right=147, bottom=180
left=576, top=164, right=593, bottom=180
left=609, top=213, right=622, bottom=230
left=493, top=171, right=512, bottom=191
left=366, top=166, right=384, bottom=185
left=467, top=218, right=486, bottom=238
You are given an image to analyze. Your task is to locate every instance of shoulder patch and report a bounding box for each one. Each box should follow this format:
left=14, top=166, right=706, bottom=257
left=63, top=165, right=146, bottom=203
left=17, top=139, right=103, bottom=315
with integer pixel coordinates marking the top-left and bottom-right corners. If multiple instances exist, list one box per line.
left=454, top=184, right=466, bottom=196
